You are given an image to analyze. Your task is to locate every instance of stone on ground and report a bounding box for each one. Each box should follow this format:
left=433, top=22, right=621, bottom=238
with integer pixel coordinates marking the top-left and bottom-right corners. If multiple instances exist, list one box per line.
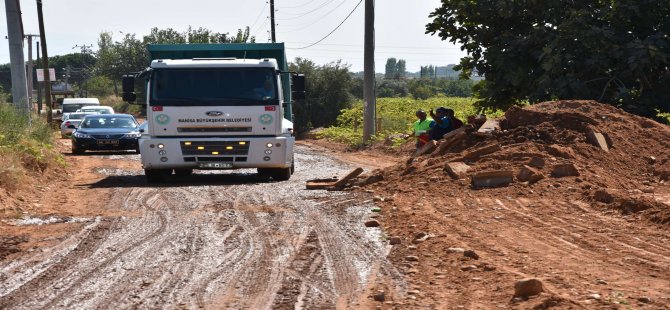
left=444, top=162, right=471, bottom=180
left=517, top=165, right=545, bottom=184
left=472, top=170, right=514, bottom=188
left=514, top=278, right=544, bottom=297
left=551, top=163, right=580, bottom=178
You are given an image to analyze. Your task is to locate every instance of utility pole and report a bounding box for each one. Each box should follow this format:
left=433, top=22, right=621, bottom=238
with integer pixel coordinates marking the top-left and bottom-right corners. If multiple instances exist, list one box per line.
left=362, top=0, right=376, bottom=143
left=37, top=0, right=53, bottom=123
left=4, top=0, right=29, bottom=114
left=36, top=41, right=42, bottom=115
left=270, top=0, right=276, bottom=43
left=25, top=34, right=40, bottom=112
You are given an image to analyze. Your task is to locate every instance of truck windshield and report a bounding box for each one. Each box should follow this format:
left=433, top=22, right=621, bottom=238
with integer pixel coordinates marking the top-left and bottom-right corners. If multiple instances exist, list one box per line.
left=151, top=68, right=278, bottom=106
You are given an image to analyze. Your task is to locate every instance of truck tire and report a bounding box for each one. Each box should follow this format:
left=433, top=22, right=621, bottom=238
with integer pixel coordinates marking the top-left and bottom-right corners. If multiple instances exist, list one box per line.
left=270, top=167, right=291, bottom=181
left=174, top=168, right=193, bottom=176
left=290, top=160, right=295, bottom=175
left=145, top=169, right=171, bottom=183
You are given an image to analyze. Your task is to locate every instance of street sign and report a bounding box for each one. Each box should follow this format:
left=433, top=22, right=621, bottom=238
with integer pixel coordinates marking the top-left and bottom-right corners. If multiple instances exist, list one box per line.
left=36, top=68, right=56, bottom=82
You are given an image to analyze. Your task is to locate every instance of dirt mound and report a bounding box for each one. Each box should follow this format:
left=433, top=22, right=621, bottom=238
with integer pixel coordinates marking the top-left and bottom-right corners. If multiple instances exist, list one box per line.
left=363, top=100, right=670, bottom=226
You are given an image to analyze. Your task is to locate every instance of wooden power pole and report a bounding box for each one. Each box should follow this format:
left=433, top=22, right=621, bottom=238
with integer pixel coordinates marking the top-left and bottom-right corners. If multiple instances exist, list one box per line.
left=270, top=0, right=276, bottom=43
left=362, top=0, right=376, bottom=143
left=36, top=0, right=52, bottom=123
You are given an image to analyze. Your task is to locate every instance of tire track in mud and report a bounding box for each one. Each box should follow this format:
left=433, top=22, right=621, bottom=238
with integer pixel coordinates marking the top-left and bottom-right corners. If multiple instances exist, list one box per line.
left=0, top=220, right=111, bottom=309
left=39, top=189, right=168, bottom=310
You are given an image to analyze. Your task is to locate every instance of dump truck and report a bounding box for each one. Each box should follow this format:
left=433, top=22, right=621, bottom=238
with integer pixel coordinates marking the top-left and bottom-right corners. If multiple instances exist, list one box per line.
left=122, top=43, right=305, bottom=182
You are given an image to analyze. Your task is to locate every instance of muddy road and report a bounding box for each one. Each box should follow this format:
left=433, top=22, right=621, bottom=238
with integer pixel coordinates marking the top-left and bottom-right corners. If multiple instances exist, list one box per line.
left=0, top=144, right=400, bottom=309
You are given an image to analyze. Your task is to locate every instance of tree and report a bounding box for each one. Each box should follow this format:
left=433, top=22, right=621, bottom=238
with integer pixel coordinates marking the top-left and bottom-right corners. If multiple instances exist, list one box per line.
left=289, top=58, right=354, bottom=132
left=426, top=0, right=670, bottom=118
left=384, top=58, right=397, bottom=79
left=395, top=59, right=407, bottom=79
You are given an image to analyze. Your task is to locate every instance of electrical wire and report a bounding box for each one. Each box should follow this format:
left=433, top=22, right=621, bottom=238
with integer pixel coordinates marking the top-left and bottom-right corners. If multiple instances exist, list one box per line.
left=276, top=0, right=321, bottom=9
left=285, top=42, right=464, bottom=50
left=277, top=0, right=344, bottom=20
left=251, top=17, right=270, bottom=39
left=249, top=1, right=269, bottom=33
left=277, top=0, right=350, bottom=31
left=277, top=0, right=336, bottom=16
left=289, top=0, right=363, bottom=50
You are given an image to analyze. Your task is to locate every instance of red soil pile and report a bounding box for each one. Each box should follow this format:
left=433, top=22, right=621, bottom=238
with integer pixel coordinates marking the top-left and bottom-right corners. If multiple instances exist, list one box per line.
left=363, top=100, right=670, bottom=226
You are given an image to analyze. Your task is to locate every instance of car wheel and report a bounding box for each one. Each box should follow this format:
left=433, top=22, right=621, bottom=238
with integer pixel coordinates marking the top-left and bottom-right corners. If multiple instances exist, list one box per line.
left=174, top=169, right=193, bottom=176
left=145, top=169, right=171, bottom=183
left=72, top=145, right=85, bottom=155
left=135, top=147, right=141, bottom=154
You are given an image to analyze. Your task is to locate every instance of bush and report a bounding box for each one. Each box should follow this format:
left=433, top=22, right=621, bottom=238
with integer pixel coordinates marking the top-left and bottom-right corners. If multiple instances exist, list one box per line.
left=0, top=104, right=63, bottom=190
left=318, top=96, right=504, bottom=146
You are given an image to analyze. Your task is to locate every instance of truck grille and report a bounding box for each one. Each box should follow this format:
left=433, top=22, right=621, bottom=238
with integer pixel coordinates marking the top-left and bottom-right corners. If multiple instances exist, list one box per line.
left=177, top=127, right=252, bottom=133
left=180, top=141, right=250, bottom=156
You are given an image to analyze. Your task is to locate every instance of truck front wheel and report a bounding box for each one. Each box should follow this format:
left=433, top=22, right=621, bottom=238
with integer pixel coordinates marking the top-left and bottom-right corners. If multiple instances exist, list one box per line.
left=258, top=167, right=291, bottom=181
left=145, top=169, right=171, bottom=183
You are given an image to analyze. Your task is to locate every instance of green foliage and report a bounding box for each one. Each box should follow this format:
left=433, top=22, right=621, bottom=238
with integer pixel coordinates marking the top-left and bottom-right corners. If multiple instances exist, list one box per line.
left=426, top=0, right=670, bottom=118
left=86, top=75, right=115, bottom=97
left=0, top=105, right=62, bottom=189
left=318, top=96, right=503, bottom=146
left=384, top=58, right=407, bottom=79
left=289, top=58, right=354, bottom=133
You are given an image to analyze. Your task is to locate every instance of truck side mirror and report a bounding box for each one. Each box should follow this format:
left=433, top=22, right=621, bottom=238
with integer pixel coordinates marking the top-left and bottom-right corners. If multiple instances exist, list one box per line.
left=122, top=75, right=136, bottom=103
left=291, top=74, right=305, bottom=100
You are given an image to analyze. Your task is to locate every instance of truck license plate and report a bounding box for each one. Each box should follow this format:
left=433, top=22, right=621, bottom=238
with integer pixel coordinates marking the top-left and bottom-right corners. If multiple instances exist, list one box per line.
left=198, top=162, right=233, bottom=169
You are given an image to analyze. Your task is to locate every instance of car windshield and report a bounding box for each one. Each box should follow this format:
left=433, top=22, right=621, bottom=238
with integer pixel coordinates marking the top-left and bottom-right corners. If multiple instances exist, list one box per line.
left=151, top=68, right=278, bottom=106
left=80, top=117, right=137, bottom=129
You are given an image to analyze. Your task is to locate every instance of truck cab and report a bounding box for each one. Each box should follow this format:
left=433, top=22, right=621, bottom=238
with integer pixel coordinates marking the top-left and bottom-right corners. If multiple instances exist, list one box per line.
left=122, top=43, right=304, bottom=182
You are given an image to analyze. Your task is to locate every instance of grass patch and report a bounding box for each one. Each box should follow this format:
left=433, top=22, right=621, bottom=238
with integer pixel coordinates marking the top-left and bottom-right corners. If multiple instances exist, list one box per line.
left=318, top=95, right=504, bottom=147
left=0, top=104, right=63, bottom=191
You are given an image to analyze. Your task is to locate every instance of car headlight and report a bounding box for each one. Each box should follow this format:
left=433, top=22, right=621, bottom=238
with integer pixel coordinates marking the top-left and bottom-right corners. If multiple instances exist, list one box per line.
left=72, top=131, right=91, bottom=138
left=123, top=132, right=142, bottom=138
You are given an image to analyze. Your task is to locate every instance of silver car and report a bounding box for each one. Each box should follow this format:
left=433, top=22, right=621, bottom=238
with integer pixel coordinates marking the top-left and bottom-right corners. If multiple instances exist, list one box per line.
left=60, top=112, right=99, bottom=138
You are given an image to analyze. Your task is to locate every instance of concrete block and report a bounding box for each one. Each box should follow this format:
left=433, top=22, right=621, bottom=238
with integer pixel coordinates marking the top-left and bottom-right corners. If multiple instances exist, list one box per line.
left=476, top=119, right=500, bottom=134
left=472, top=170, right=514, bottom=188
left=445, top=162, right=471, bottom=179
left=551, top=163, right=580, bottom=178
left=413, top=140, right=437, bottom=157
left=517, top=165, right=545, bottom=184
left=586, top=130, right=609, bottom=152
left=463, top=144, right=501, bottom=160
left=436, top=129, right=466, bottom=155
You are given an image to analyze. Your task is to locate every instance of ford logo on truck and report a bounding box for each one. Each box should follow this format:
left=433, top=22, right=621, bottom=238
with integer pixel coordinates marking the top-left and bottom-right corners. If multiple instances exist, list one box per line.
left=206, top=111, right=224, bottom=117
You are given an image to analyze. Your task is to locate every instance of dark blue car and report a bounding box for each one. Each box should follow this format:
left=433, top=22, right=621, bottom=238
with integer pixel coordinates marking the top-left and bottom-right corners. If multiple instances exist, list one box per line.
left=70, top=114, right=141, bottom=154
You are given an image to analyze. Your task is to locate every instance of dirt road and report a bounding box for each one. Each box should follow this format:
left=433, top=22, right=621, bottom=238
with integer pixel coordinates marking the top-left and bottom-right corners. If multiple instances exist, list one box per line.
left=0, top=142, right=399, bottom=309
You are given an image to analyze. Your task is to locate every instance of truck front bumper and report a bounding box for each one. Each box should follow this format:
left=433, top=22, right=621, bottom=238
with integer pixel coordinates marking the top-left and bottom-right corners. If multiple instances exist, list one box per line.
left=139, top=136, right=294, bottom=170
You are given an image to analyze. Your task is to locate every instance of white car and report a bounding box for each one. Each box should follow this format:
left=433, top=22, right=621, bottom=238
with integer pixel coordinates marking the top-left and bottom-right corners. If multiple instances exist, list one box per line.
left=60, top=112, right=100, bottom=138
left=76, top=106, right=114, bottom=115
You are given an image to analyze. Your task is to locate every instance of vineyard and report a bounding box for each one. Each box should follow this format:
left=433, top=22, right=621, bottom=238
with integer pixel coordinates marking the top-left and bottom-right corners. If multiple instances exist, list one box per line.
left=316, top=96, right=504, bottom=146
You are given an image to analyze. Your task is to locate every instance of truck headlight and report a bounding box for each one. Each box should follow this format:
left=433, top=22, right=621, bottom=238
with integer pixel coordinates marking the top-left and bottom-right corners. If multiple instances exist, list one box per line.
left=266, top=143, right=273, bottom=148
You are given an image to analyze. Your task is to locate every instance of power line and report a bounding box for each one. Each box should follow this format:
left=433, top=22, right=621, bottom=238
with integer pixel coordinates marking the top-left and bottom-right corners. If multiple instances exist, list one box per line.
left=285, top=42, right=463, bottom=50
left=276, top=0, right=321, bottom=9
left=249, top=1, right=269, bottom=32
left=277, top=0, right=336, bottom=16
left=277, top=0, right=345, bottom=20
left=277, top=0, right=351, bottom=33
left=289, top=0, right=364, bottom=49
left=251, top=17, right=270, bottom=40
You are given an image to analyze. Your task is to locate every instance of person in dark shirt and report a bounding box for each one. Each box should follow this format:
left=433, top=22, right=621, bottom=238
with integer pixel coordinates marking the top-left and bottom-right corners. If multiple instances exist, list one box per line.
left=428, top=107, right=451, bottom=141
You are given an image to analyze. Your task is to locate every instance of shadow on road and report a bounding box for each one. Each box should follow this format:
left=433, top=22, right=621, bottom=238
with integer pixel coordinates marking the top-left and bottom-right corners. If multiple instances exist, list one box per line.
left=63, top=151, right=139, bottom=157
left=79, top=172, right=276, bottom=189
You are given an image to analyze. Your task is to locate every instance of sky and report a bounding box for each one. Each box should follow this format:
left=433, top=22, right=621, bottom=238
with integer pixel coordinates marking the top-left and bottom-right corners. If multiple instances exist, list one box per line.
left=0, top=0, right=467, bottom=73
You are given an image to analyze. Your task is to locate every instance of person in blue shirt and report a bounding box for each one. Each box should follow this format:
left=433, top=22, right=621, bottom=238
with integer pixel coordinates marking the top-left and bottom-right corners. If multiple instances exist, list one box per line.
left=428, top=107, right=452, bottom=141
